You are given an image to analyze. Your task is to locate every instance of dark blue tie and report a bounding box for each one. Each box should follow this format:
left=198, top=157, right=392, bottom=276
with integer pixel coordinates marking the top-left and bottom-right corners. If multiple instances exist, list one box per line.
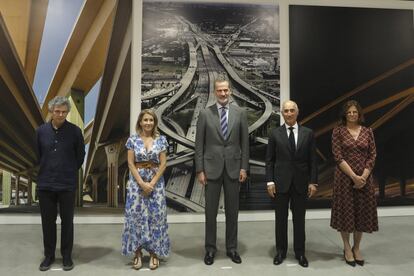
left=220, top=106, right=228, bottom=139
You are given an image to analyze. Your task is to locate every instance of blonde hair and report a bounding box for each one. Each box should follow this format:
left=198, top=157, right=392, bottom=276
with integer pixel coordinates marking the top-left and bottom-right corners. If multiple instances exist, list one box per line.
left=135, top=109, right=159, bottom=138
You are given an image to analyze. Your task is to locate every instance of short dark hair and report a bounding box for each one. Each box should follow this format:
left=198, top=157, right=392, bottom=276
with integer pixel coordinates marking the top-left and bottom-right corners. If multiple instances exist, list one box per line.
left=214, top=74, right=231, bottom=90
left=339, top=100, right=365, bottom=125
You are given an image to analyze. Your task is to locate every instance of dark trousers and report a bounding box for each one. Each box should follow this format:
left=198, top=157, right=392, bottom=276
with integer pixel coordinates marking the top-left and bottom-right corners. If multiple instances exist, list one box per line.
left=275, top=185, right=307, bottom=256
left=38, top=190, right=76, bottom=258
left=205, top=171, right=240, bottom=253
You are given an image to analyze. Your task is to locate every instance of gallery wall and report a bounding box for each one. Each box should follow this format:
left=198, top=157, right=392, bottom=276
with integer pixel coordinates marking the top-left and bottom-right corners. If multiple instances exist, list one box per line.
left=130, top=0, right=413, bottom=211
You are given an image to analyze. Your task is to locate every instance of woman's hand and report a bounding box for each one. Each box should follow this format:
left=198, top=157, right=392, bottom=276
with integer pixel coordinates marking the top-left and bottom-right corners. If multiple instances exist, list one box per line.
left=139, top=181, right=154, bottom=196
left=351, top=174, right=366, bottom=189
left=149, top=179, right=157, bottom=189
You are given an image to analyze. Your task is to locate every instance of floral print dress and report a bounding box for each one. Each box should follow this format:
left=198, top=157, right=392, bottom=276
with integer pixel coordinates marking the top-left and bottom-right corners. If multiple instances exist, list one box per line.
left=122, top=134, right=170, bottom=257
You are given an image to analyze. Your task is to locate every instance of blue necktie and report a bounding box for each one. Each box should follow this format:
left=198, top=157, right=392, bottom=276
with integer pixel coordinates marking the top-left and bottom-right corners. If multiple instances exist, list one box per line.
left=220, top=106, right=228, bottom=139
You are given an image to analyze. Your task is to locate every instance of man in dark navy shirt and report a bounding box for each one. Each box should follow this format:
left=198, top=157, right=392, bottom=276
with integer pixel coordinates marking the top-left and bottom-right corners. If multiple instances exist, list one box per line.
left=36, top=96, right=85, bottom=271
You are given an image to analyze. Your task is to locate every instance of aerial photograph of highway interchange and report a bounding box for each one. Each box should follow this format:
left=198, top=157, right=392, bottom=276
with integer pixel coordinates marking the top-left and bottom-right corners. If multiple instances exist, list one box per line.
left=141, top=2, right=280, bottom=211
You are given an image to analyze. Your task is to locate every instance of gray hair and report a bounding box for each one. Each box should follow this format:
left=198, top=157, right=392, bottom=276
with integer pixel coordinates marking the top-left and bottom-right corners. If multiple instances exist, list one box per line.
left=48, top=96, right=71, bottom=112
left=282, top=100, right=299, bottom=111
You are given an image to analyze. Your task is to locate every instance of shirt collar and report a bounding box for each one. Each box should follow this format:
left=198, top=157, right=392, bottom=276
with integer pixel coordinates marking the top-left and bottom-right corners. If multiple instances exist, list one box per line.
left=49, top=120, right=67, bottom=130
left=216, top=102, right=230, bottom=110
left=285, top=122, right=298, bottom=130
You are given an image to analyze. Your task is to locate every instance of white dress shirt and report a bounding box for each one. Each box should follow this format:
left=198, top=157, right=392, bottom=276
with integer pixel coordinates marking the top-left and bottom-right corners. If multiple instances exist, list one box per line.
left=285, top=122, right=298, bottom=146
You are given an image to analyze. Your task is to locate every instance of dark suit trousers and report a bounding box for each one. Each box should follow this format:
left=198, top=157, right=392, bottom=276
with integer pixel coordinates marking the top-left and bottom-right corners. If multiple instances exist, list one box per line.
left=38, top=190, right=76, bottom=258
left=205, top=171, right=240, bottom=253
left=275, top=185, right=307, bottom=256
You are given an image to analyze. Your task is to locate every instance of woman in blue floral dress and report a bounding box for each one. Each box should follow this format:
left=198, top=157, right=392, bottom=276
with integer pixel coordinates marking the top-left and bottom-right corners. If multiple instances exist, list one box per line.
left=122, top=109, right=170, bottom=270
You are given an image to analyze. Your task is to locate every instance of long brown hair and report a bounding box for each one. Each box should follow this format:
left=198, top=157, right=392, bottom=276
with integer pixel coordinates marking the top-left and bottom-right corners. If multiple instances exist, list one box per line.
left=339, top=100, right=365, bottom=126
left=135, top=109, right=159, bottom=138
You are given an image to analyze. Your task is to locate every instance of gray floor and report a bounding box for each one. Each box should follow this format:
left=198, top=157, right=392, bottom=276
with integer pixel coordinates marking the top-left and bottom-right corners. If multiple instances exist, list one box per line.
left=0, top=217, right=413, bottom=276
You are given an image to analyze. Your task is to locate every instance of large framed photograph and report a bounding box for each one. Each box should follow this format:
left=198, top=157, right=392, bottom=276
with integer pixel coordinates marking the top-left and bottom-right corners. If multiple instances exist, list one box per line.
left=289, top=5, right=414, bottom=207
left=141, top=1, right=280, bottom=212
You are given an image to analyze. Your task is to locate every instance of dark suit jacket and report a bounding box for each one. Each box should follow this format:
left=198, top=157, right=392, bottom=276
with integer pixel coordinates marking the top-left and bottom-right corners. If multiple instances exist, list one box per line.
left=195, top=103, right=249, bottom=180
left=265, top=124, right=318, bottom=194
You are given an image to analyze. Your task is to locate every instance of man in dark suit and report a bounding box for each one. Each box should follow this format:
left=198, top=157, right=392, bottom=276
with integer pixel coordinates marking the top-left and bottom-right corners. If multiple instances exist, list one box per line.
left=195, top=76, right=249, bottom=265
left=265, top=100, right=318, bottom=267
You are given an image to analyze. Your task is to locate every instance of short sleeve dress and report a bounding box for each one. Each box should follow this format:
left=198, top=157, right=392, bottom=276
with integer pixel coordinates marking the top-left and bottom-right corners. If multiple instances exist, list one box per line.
left=121, top=134, right=170, bottom=257
left=330, top=126, right=378, bottom=233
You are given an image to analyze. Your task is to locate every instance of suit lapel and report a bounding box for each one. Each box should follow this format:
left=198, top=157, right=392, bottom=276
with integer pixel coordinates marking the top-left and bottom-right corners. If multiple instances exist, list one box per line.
left=226, top=104, right=236, bottom=139
left=296, top=125, right=305, bottom=153
left=279, top=125, right=291, bottom=150
left=209, top=105, right=224, bottom=140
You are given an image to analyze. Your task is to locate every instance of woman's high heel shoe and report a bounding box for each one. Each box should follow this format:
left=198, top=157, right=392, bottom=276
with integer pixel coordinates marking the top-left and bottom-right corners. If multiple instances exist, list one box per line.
left=343, top=251, right=356, bottom=267
left=132, top=252, right=142, bottom=270
left=352, top=247, right=365, bottom=266
left=149, top=254, right=160, bottom=270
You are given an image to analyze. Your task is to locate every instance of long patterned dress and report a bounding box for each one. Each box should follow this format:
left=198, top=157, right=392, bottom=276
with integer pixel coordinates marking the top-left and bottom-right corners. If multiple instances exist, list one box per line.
left=122, top=134, right=170, bottom=257
left=330, top=126, right=378, bottom=233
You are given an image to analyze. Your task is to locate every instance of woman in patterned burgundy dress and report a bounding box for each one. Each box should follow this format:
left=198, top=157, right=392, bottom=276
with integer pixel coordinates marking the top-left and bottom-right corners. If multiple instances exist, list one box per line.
left=330, top=100, right=377, bottom=267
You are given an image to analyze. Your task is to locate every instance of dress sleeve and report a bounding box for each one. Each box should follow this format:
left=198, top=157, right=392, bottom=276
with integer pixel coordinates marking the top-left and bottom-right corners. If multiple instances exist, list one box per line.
left=125, top=136, right=134, bottom=150
left=331, top=127, right=344, bottom=165
left=365, top=128, right=377, bottom=171
left=159, top=135, right=168, bottom=152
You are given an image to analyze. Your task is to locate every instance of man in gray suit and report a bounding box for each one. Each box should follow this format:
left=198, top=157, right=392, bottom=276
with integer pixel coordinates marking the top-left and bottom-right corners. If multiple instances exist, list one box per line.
left=195, top=76, right=249, bottom=265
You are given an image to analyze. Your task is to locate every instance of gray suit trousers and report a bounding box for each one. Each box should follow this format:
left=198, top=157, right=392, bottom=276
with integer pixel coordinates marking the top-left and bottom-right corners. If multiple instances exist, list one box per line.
left=204, top=170, right=240, bottom=253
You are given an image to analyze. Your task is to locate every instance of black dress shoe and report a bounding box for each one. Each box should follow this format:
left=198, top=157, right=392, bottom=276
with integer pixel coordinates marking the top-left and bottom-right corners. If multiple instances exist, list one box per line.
left=226, top=251, right=242, bottom=264
left=62, top=257, right=74, bottom=271
left=204, top=252, right=215, bottom=265
left=273, top=253, right=286, bottom=265
left=39, top=256, right=55, bottom=271
left=296, top=255, right=309, bottom=267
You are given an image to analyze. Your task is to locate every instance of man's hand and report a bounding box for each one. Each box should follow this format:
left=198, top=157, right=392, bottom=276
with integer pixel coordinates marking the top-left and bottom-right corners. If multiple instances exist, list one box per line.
left=308, top=184, right=318, bottom=198
left=197, top=171, right=207, bottom=186
left=267, top=184, right=276, bottom=198
left=239, top=169, right=247, bottom=183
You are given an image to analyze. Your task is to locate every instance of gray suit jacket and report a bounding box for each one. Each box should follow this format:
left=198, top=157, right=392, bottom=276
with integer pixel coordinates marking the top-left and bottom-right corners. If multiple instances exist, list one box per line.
left=195, top=103, right=249, bottom=180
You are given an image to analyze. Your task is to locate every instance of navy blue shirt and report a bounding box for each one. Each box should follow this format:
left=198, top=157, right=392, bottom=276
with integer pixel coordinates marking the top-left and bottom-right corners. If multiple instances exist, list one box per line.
left=36, top=120, right=85, bottom=191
